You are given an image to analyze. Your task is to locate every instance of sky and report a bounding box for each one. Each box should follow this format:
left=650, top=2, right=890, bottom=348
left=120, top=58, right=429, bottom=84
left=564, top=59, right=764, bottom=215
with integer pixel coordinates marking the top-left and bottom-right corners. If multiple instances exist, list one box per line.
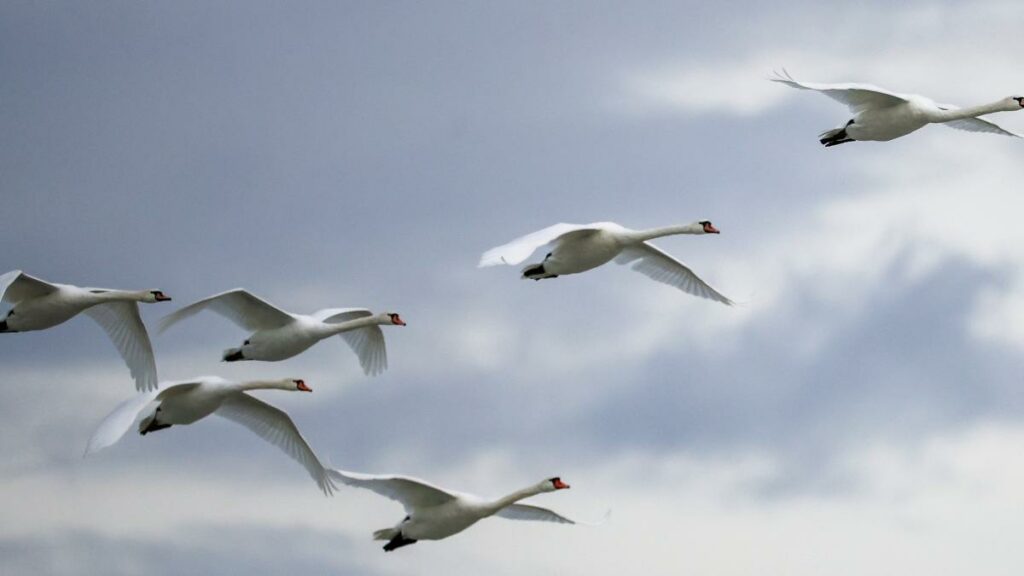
left=2, top=1, right=1024, bottom=574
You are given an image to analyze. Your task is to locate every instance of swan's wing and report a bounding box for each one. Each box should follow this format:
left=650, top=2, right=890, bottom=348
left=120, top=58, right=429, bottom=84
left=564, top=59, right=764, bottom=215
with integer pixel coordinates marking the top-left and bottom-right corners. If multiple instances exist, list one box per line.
left=498, top=505, right=610, bottom=526
left=84, top=302, right=159, bottom=391
left=937, top=111, right=1022, bottom=137
left=479, top=223, right=600, bottom=267
left=313, top=309, right=387, bottom=376
left=215, top=393, right=335, bottom=495
left=159, top=289, right=293, bottom=333
left=496, top=503, right=578, bottom=524
left=84, top=382, right=200, bottom=455
left=0, top=270, right=57, bottom=304
left=327, top=469, right=456, bottom=512
left=615, top=244, right=733, bottom=305
left=771, top=70, right=908, bottom=114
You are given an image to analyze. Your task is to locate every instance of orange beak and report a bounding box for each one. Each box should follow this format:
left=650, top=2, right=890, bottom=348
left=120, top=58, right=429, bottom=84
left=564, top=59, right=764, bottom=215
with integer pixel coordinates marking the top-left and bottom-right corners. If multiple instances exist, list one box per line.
left=553, top=478, right=570, bottom=490
left=155, top=293, right=172, bottom=302
left=704, top=223, right=720, bottom=234
left=393, top=315, right=407, bottom=326
left=296, top=380, right=312, bottom=392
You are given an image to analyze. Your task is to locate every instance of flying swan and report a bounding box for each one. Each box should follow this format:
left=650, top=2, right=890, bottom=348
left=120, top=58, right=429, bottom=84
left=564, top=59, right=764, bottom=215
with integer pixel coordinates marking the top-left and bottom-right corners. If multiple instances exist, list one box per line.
left=85, top=376, right=336, bottom=495
left=479, top=221, right=732, bottom=304
left=159, top=288, right=405, bottom=376
left=328, top=470, right=600, bottom=551
left=0, top=270, right=170, bottom=390
left=772, top=69, right=1023, bottom=146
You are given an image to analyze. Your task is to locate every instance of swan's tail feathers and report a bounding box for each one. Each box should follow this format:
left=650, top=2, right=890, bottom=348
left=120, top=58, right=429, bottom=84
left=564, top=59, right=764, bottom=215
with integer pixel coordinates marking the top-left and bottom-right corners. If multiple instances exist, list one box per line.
left=819, top=120, right=855, bottom=147
left=521, top=263, right=557, bottom=280
left=85, top=390, right=159, bottom=456
left=373, top=528, right=399, bottom=541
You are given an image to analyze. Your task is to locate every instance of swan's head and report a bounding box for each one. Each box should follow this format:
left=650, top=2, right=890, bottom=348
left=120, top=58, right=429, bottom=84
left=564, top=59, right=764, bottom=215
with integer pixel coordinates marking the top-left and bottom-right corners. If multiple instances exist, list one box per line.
left=542, top=477, right=570, bottom=492
left=292, top=378, right=313, bottom=392
left=997, top=96, right=1024, bottom=111
left=699, top=220, right=720, bottom=234
left=383, top=312, right=406, bottom=326
left=145, top=290, right=172, bottom=303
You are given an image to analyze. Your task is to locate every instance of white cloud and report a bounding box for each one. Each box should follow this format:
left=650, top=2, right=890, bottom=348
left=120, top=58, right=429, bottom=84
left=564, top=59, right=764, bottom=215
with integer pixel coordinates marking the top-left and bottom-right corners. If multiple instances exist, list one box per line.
left=5, top=421, right=1023, bottom=575
left=615, top=3, right=1024, bottom=121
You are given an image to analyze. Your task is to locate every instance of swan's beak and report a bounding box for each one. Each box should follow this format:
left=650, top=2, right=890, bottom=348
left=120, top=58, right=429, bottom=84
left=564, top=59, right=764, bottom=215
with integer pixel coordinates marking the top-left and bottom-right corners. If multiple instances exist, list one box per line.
left=156, top=294, right=172, bottom=302
left=704, top=224, right=720, bottom=234
left=296, top=380, right=313, bottom=392
left=553, top=478, right=570, bottom=490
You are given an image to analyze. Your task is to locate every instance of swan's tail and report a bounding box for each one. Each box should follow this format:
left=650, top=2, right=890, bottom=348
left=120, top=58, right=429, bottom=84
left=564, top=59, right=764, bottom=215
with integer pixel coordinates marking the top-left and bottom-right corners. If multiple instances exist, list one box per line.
left=373, top=528, right=399, bottom=541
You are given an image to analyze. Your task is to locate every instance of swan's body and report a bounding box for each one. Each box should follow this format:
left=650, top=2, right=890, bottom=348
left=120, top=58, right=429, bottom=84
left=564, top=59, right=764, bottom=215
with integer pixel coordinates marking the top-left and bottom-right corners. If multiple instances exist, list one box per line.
left=159, top=289, right=405, bottom=376
left=86, top=376, right=335, bottom=494
left=772, top=70, right=1024, bottom=146
left=0, top=270, right=170, bottom=390
left=479, top=221, right=732, bottom=304
left=328, top=470, right=587, bottom=551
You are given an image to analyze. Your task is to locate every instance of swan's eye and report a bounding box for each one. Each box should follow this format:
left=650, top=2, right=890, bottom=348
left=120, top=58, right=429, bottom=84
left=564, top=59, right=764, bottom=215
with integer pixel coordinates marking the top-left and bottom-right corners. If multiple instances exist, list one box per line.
left=243, top=339, right=250, bottom=346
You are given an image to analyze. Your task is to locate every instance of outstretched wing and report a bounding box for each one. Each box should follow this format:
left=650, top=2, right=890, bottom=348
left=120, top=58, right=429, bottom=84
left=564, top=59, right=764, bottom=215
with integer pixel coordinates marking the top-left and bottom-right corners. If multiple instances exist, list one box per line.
left=615, top=244, right=732, bottom=305
left=215, top=393, right=335, bottom=495
left=939, top=115, right=1022, bottom=137
left=84, top=301, right=159, bottom=391
left=327, top=469, right=456, bottom=512
left=0, top=270, right=57, bottom=304
left=314, top=309, right=387, bottom=377
left=84, top=382, right=201, bottom=455
left=496, top=503, right=578, bottom=524
left=479, top=223, right=601, bottom=267
left=771, top=70, right=908, bottom=114
left=159, top=289, right=293, bottom=333
left=498, top=505, right=610, bottom=526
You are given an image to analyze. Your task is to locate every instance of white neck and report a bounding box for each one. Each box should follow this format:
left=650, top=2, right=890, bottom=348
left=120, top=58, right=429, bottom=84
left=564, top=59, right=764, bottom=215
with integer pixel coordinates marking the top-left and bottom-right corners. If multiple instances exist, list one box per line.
left=621, top=223, right=704, bottom=243
left=233, top=379, right=296, bottom=392
left=484, top=482, right=547, bottom=515
left=91, top=289, right=151, bottom=303
left=930, top=100, right=1013, bottom=122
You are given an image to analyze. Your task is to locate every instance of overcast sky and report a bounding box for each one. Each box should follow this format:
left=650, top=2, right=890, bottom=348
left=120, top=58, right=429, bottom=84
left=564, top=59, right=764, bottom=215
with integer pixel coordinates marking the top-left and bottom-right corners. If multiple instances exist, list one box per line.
left=3, top=2, right=1024, bottom=575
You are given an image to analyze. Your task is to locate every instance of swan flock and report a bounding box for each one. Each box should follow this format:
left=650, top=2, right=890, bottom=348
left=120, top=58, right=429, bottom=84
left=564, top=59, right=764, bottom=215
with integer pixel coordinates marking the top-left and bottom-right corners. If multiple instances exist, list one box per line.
left=6, top=65, right=1021, bottom=556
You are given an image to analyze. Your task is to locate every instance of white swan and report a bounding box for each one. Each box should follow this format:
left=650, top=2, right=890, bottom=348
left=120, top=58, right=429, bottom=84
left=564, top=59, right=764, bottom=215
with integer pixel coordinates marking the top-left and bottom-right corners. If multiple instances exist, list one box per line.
left=772, top=70, right=1023, bottom=146
left=159, top=289, right=405, bottom=376
left=479, top=221, right=732, bottom=304
left=86, top=375, right=335, bottom=495
left=328, top=470, right=595, bottom=551
left=0, top=270, right=170, bottom=390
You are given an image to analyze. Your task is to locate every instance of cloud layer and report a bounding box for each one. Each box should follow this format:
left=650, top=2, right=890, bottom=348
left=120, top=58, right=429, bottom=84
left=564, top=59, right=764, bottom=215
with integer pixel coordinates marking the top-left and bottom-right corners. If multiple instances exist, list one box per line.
left=2, top=1, right=1024, bottom=574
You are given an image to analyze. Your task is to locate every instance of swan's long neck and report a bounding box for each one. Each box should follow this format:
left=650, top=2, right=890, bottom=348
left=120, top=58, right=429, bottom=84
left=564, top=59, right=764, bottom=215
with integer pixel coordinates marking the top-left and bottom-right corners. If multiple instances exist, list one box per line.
left=91, top=289, right=151, bottom=303
left=233, top=379, right=294, bottom=392
left=621, top=223, right=703, bottom=244
left=484, top=484, right=545, bottom=515
left=322, top=315, right=381, bottom=336
left=930, top=100, right=1011, bottom=122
